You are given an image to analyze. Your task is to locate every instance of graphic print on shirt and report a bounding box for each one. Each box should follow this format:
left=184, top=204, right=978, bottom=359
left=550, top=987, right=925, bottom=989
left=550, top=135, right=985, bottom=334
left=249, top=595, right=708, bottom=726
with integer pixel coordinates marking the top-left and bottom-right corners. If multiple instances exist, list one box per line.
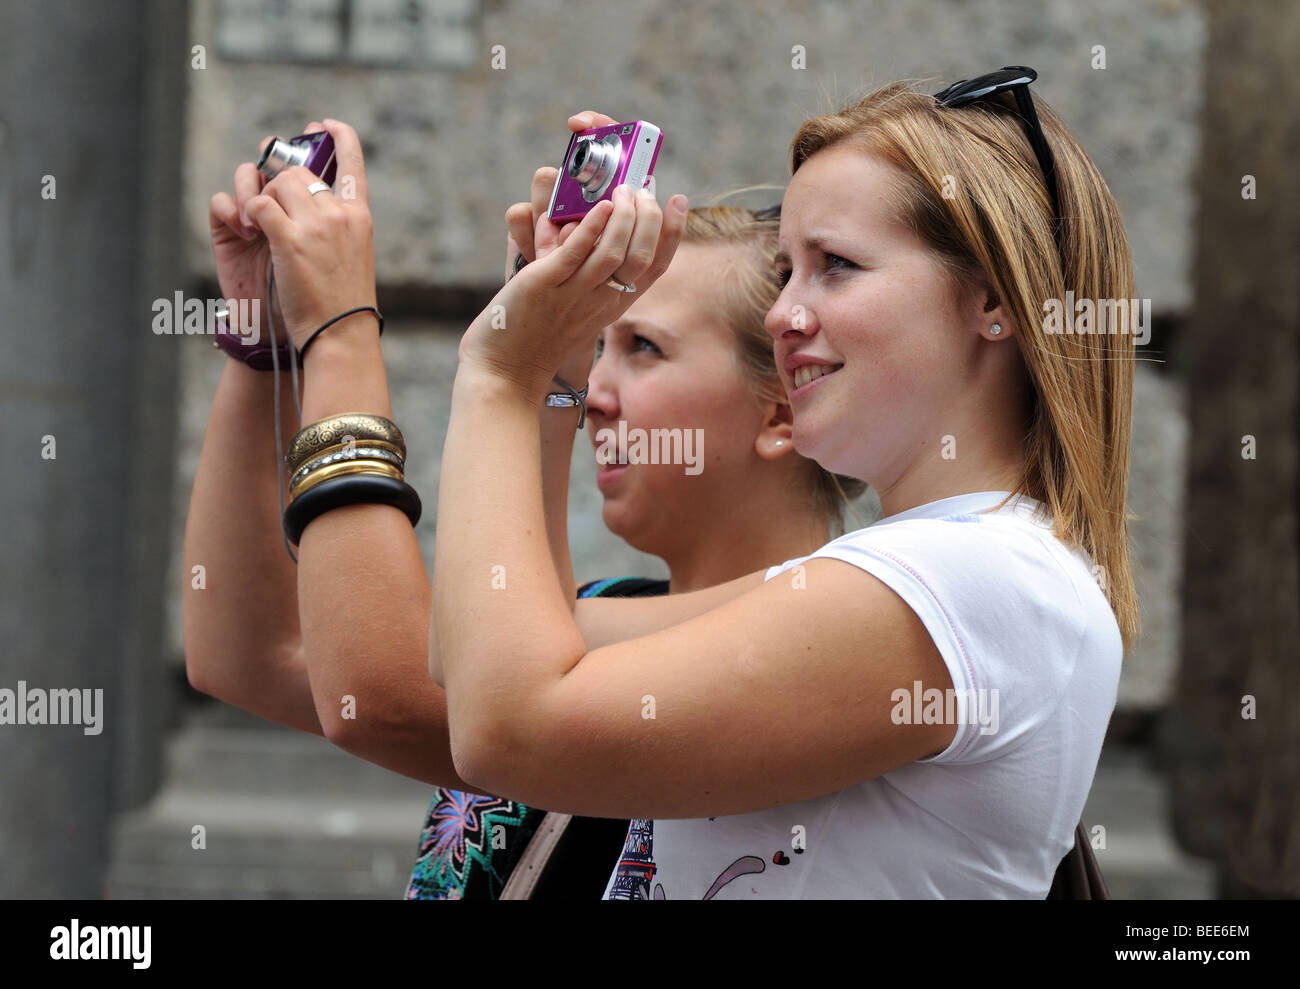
left=406, top=790, right=536, bottom=899
left=607, top=819, right=657, bottom=898
left=607, top=818, right=770, bottom=899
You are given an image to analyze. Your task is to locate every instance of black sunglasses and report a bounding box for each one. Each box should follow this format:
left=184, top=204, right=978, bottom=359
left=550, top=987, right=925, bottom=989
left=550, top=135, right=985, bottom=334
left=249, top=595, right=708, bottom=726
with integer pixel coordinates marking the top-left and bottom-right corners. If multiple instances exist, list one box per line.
left=933, top=65, right=1062, bottom=246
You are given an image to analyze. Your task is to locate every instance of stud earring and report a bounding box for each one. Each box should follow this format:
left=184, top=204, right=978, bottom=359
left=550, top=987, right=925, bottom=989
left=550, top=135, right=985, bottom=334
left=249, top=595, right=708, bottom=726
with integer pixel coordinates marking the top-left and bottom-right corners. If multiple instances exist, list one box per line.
left=775, top=440, right=785, bottom=447
left=989, top=323, right=1003, bottom=336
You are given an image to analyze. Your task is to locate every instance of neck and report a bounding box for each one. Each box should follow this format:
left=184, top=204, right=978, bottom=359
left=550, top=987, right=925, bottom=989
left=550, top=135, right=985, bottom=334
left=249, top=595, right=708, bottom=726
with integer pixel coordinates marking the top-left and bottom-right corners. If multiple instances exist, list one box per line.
left=660, top=482, right=831, bottom=594
left=875, top=409, right=1028, bottom=520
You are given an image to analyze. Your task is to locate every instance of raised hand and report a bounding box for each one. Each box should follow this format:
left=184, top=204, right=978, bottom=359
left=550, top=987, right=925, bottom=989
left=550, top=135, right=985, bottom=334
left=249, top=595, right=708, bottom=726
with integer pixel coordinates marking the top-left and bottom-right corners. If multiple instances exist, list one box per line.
left=503, top=111, right=620, bottom=278
left=464, top=194, right=687, bottom=397
left=208, top=121, right=328, bottom=337
left=243, top=119, right=379, bottom=353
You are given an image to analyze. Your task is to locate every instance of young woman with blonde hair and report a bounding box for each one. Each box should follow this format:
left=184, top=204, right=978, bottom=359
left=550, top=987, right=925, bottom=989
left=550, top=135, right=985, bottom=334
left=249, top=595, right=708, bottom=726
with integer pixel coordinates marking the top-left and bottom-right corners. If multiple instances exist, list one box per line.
left=412, top=72, right=1138, bottom=898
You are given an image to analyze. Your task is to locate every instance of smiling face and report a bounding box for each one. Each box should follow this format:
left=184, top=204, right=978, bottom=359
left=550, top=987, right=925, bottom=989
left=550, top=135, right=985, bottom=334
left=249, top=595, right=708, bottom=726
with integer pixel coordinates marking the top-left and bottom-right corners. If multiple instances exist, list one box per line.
left=584, top=242, right=776, bottom=554
left=766, top=144, right=990, bottom=492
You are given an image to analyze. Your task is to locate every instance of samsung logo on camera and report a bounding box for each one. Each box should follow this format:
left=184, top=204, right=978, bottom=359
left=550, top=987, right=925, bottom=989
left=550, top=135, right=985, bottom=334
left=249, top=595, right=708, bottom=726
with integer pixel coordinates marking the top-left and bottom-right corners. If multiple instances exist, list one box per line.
left=151, top=292, right=261, bottom=345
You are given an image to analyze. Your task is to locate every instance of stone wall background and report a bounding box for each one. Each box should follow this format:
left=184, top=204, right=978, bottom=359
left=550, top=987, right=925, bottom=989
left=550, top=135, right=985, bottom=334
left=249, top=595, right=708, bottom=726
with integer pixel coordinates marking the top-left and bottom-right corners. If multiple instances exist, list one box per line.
left=185, top=0, right=1203, bottom=304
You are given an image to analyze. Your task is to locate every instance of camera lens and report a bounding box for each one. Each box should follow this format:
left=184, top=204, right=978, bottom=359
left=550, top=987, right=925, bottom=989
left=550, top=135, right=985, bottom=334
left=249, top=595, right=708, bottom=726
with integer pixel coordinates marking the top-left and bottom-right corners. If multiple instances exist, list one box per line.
left=570, top=141, right=589, bottom=175
left=257, top=137, right=310, bottom=179
left=568, top=134, right=622, bottom=202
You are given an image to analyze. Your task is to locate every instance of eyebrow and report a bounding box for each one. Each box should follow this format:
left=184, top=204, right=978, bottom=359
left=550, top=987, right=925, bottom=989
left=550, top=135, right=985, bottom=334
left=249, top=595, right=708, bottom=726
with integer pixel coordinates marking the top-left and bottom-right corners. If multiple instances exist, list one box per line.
left=774, top=234, right=849, bottom=266
left=609, top=315, right=675, bottom=338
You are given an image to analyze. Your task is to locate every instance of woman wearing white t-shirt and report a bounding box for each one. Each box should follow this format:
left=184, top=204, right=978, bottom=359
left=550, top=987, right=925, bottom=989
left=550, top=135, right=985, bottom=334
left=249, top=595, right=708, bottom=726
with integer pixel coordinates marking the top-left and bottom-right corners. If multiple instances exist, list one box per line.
left=266, top=69, right=1138, bottom=897
left=426, top=71, right=1138, bottom=899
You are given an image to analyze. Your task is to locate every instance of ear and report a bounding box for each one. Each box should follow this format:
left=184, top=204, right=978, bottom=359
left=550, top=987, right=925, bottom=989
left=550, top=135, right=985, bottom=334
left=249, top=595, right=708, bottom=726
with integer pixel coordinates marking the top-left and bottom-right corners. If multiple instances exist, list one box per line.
left=755, top=400, right=796, bottom=461
left=967, top=271, right=1016, bottom=342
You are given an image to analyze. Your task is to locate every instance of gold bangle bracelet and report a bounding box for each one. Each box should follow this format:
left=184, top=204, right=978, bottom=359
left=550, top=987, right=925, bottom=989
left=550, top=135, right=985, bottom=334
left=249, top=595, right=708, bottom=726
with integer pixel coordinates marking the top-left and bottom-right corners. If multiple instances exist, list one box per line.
left=288, top=442, right=406, bottom=488
left=286, top=413, right=406, bottom=475
left=289, top=459, right=404, bottom=501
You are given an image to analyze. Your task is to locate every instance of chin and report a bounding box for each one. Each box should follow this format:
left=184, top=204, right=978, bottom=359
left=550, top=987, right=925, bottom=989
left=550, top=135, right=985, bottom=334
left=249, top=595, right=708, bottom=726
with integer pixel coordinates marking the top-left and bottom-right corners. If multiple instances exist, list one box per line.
left=794, top=423, right=869, bottom=483
left=601, top=497, right=645, bottom=543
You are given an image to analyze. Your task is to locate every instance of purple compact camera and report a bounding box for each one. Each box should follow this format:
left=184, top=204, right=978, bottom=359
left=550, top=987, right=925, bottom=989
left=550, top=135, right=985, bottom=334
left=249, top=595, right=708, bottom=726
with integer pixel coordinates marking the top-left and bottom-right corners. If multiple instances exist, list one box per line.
left=256, top=131, right=337, bottom=186
left=547, top=120, right=663, bottom=223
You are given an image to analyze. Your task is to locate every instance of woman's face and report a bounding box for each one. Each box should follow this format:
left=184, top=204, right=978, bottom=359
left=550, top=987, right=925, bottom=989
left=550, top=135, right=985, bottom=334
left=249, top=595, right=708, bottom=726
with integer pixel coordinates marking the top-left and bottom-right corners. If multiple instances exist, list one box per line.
left=766, top=145, right=985, bottom=490
left=584, top=242, right=772, bottom=551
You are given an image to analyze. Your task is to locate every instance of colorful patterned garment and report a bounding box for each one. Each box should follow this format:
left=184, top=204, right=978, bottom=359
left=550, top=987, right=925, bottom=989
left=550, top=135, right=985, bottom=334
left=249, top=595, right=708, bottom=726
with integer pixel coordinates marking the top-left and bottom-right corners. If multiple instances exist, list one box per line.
left=407, top=576, right=670, bottom=900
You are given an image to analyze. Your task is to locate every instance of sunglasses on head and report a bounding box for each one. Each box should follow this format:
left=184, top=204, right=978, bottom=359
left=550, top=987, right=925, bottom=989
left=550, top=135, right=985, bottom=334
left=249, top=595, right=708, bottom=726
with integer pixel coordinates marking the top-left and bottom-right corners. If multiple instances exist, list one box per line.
left=933, top=65, right=1062, bottom=248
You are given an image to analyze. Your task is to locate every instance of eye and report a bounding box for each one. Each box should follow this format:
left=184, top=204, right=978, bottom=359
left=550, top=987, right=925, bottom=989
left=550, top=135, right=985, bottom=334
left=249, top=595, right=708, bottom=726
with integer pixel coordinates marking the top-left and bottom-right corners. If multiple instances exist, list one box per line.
left=824, top=252, right=856, bottom=272
left=775, top=266, right=792, bottom=289
left=631, top=334, right=661, bottom=355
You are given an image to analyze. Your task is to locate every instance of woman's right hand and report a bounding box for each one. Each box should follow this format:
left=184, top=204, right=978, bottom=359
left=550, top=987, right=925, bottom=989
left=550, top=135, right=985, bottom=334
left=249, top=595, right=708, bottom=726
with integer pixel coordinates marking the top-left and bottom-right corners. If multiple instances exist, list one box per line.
left=500, top=111, right=649, bottom=387
left=208, top=120, right=326, bottom=335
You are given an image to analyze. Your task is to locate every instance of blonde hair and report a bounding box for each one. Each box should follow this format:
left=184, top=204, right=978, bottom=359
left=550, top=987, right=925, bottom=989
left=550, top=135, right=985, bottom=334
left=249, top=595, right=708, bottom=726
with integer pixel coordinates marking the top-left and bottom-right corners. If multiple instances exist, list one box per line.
left=788, top=81, right=1139, bottom=650
left=682, top=205, right=867, bottom=531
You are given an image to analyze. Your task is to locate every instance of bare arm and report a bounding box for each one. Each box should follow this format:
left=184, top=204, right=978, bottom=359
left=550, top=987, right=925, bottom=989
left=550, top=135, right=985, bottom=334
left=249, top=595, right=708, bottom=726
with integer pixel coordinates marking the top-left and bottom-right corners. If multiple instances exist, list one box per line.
left=226, top=120, right=583, bottom=788
left=182, top=357, right=321, bottom=734
left=572, top=568, right=765, bottom=650
left=186, top=117, right=590, bottom=786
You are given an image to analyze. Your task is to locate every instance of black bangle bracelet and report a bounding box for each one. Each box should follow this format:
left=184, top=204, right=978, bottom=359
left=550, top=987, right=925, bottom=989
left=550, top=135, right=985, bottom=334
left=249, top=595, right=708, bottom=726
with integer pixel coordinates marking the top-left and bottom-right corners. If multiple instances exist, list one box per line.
left=297, top=306, right=384, bottom=361
left=283, top=472, right=422, bottom=545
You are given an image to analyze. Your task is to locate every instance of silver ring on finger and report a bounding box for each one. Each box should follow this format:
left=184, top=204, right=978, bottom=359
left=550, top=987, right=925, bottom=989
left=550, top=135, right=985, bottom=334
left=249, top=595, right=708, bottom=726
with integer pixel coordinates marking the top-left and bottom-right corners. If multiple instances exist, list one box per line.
left=307, top=181, right=332, bottom=196
left=605, top=274, right=636, bottom=293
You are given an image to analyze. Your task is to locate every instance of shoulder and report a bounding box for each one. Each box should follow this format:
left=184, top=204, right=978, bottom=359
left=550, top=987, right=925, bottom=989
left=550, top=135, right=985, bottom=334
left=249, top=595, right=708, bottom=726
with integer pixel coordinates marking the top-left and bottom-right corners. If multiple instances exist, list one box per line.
left=779, top=510, right=1105, bottom=631
left=772, top=510, right=1121, bottom=763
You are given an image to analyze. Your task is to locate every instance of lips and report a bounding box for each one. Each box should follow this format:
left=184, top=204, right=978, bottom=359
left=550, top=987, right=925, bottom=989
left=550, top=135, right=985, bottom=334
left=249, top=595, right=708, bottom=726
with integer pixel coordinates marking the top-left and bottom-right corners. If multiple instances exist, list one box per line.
left=792, top=363, right=842, bottom=390
left=783, top=350, right=844, bottom=392
left=595, top=461, right=628, bottom=492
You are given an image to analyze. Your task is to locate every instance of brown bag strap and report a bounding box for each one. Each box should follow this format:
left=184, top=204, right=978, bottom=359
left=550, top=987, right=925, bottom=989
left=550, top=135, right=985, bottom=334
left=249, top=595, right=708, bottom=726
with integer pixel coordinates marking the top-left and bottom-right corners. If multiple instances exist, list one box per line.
left=499, top=812, right=573, bottom=900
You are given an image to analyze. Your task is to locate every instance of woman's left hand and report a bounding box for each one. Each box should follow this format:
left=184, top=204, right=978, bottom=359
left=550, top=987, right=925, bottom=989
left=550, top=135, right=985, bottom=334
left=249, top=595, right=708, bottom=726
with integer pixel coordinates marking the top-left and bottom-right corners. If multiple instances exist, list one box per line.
left=460, top=179, right=688, bottom=397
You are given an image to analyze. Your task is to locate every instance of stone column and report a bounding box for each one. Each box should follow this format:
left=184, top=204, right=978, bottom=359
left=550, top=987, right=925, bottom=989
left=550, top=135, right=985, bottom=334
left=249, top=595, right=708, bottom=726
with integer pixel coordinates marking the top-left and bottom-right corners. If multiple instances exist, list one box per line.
left=1166, top=0, right=1300, bottom=896
left=0, top=0, right=185, bottom=896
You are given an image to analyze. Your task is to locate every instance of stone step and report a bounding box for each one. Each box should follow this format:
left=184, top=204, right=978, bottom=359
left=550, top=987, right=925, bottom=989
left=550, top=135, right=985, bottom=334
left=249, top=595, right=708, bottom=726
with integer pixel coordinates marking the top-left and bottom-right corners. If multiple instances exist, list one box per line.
left=165, top=723, right=435, bottom=800
left=106, top=717, right=436, bottom=899
left=106, top=789, right=425, bottom=899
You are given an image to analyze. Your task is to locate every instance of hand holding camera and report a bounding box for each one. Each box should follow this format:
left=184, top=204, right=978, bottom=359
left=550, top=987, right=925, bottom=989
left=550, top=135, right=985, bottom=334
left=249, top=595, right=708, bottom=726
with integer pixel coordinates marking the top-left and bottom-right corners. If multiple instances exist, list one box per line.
left=241, top=119, right=379, bottom=355
left=210, top=121, right=349, bottom=345
left=504, top=111, right=614, bottom=282
left=460, top=109, right=686, bottom=396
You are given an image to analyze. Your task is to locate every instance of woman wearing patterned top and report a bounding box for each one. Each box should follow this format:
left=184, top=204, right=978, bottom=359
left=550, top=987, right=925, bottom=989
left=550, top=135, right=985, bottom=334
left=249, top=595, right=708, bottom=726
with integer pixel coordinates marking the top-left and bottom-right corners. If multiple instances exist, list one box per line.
left=407, top=186, right=866, bottom=899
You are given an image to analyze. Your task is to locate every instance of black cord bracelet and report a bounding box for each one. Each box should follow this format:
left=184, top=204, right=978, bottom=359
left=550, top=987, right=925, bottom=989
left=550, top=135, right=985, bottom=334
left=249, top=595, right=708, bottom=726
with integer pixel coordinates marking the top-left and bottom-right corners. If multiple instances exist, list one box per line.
left=297, top=305, right=384, bottom=361
left=283, top=472, right=422, bottom=545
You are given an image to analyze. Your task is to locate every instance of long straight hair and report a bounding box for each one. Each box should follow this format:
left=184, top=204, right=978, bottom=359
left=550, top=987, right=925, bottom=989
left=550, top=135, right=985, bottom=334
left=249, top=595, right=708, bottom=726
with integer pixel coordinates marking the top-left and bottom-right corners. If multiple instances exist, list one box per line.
left=790, top=82, right=1140, bottom=650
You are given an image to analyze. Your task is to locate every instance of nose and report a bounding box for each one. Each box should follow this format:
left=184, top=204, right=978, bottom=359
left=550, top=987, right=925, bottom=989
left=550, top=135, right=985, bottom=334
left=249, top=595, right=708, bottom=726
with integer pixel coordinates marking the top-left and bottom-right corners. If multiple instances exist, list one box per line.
left=764, top=285, right=818, bottom=341
left=583, top=345, right=620, bottom=428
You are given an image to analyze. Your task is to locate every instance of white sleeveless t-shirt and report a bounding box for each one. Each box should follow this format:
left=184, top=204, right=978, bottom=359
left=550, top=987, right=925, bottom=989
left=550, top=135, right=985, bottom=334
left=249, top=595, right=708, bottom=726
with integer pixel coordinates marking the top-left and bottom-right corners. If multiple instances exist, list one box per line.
left=601, top=491, right=1122, bottom=899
